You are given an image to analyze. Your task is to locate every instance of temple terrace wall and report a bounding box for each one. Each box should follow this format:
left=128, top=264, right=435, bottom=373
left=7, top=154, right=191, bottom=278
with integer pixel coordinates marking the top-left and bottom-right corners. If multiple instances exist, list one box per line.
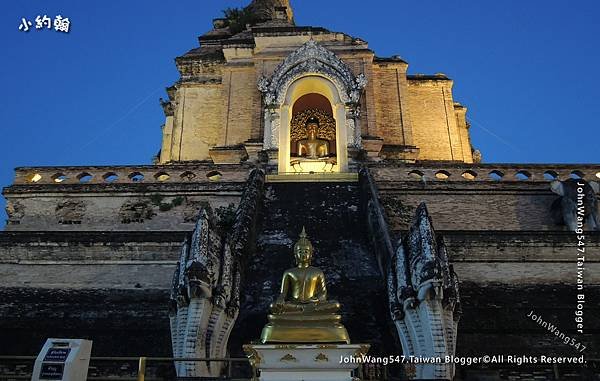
left=3, top=164, right=252, bottom=231
left=4, top=162, right=599, bottom=231
left=369, top=163, right=600, bottom=231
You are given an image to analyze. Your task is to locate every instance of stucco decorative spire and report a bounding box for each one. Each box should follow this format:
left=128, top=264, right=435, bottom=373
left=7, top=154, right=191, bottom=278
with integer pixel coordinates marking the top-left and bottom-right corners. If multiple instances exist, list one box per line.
left=245, top=0, right=294, bottom=24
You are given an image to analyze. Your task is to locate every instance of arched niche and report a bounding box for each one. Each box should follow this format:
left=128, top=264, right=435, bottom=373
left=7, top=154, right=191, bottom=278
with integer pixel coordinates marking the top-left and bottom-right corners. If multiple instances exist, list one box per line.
left=277, top=76, right=347, bottom=173
left=258, top=40, right=367, bottom=174
left=292, top=93, right=332, bottom=115
left=290, top=94, right=336, bottom=158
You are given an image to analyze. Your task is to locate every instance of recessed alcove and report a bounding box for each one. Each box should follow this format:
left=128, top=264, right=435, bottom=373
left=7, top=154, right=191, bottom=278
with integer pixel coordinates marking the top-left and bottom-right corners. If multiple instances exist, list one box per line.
left=289, top=93, right=338, bottom=173
left=155, top=172, right=170, bottom=182
left=52, top=173, right=67, bottom=183
left=570, top=170, right=585, bottom=180
left=408, top=170, right=424, bottom=180
left=462, top=170, right=477, bottom=180
left=77, top=172, right=93, bottom=183
left=103, top=172, right=118, bottom=183
left=128, top=172, right=144, bottom=182
left=515, top=170, right=531, bottom=181
left=26, top=173, right=42, bottom=183
left=488, top=170, right=504, bottom=181
left=259, top=41, right=364, bottom=175
left=278, top=76, right=349, bottom=174
left=435, top=170, right=450, bottom=180
left=543, top=171, right=559, bottom=181
left=292, top=93, right=332, bottom=115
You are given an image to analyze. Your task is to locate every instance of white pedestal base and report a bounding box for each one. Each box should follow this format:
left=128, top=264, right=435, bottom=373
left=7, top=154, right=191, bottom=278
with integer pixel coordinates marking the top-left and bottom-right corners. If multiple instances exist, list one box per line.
left=244, top=344, right=370, bottom=381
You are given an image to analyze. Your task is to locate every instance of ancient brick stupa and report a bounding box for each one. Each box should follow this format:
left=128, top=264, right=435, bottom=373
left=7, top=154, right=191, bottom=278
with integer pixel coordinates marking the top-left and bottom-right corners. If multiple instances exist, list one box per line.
left=1, top=0, right=598, bottom=380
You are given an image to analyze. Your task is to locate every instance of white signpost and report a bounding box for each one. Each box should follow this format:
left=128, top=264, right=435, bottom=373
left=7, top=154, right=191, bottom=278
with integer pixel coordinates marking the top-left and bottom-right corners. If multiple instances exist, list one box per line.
left=32, top=339, right=92, bottom=381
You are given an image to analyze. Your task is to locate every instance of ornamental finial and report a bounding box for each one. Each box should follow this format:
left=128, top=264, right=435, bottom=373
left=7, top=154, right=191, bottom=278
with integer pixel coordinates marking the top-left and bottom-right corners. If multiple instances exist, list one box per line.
left=294, top=226, right=312, bottom=253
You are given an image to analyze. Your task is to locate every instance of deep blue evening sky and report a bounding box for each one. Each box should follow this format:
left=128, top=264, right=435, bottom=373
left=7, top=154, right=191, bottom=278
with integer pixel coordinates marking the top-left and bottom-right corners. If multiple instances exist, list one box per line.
left=1, top=0, right=599, bottom=227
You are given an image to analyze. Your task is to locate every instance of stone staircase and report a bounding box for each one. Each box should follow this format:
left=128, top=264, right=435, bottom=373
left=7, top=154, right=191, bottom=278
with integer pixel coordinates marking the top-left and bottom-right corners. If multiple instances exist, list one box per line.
left=228, top=181, right=396, bottom=357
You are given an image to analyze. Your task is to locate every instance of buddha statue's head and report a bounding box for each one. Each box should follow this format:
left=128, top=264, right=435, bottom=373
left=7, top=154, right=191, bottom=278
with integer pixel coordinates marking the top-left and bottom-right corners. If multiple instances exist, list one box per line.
left=306, top=119, right=319, bottom=140
left=294, top=227, right=313, bottom=267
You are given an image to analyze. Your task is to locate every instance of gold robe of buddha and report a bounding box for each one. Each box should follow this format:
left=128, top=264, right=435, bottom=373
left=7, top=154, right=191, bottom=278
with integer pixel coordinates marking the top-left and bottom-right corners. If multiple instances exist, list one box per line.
left=260, top=228, right=350, bottom=344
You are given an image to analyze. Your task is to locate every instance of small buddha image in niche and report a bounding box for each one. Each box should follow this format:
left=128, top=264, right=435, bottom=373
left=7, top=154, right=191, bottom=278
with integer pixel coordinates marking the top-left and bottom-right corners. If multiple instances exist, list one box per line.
left=296, top=118, right=330, bottom=159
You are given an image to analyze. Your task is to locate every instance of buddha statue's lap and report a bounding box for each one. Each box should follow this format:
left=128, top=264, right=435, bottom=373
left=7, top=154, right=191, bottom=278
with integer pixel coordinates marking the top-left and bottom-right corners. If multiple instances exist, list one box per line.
left=271, top=299, right=341, bottom=316
left=260, top=228, right=350, bottom=344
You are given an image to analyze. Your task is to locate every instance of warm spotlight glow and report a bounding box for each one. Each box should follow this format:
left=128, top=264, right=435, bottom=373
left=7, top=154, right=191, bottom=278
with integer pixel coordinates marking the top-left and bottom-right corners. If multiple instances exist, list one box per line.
left=52, top=173, right=67, bottom=183
left=206, top=171, right=223, bottom=182
left=27, top=173, right=42, bottom=183
left=435, top=171, right=450, bottom=180
left=462, top=171, right=477, bottom=180
left=156, top=174, right=170, bottom=182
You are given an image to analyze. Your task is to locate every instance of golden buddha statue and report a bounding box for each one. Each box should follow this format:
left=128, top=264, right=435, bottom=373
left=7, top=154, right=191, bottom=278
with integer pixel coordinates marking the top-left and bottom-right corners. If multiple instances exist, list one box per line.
left=297, top=120, right=330, bottom=159
left=260, top=228, right=350, bottom=344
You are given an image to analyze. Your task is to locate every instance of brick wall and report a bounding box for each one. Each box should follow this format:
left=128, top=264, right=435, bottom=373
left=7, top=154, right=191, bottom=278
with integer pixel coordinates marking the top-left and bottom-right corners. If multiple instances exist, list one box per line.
left=159, top=30, right=477, bottom=163
left=3, top=164, right=250, bottom=231
left=222, top=66, right=257, bottom=146
left=408, top=79, right=460, bottom=161
left=175, top=85, right=224, bottom=161
left=372, top=65, right=406, bottom=145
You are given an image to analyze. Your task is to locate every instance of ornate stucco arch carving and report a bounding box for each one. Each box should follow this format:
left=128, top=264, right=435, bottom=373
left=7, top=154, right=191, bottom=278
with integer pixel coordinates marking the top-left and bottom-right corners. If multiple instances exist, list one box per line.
left=258, top=40, right=367, bottom=172
left=258, top=40, right=366, bottom=107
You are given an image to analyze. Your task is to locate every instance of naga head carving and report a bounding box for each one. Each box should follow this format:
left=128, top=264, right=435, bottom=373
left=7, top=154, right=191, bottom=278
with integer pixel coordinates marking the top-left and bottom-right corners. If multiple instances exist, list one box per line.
left=550, top=178, right=599, bottom=231
left=388, top=203, right=460, bottom=320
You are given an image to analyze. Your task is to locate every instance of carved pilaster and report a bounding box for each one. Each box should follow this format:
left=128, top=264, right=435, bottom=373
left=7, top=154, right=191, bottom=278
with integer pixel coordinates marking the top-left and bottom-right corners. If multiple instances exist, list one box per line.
left=345, top=106, right=362, bottom=149
left=263, top=108, right=281, bottom=150
left=270, top=111, right=280, bottom=149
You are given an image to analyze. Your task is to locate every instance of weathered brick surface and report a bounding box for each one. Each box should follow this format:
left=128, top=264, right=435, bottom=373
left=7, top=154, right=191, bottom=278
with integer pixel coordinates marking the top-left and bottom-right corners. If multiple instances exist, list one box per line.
left=175, top=85, right=224, bottom=161
left=0, top=288, right=172, bottom=356
left=444, top=230, right=600, bottom=262
left=0, top=179, right=598, bottom=379
left=160, top=28, right=475, bottom=163
left=381, top=188, right=559, bottom=231
left=4, top=193, right=241, bottom=231
left=372, top=65, right=406, bottom=145
left=369, top=163, right=600, bottom=232
left=222, top=66, right=258, bottom=146
left=454, top=103, right=473, bottom=162
left=0, top=264, right=175, bottom=289
left=231, top=182, right=396, bottom=358
left=3, top=164, right=252, bottom=231
left=0, top=231, right=185, bottom=262
left=407, top=79, right=468, bottom=161
left=456, top=283, right=600, bottom=379
left=9, top=164, right=251, bottom=185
